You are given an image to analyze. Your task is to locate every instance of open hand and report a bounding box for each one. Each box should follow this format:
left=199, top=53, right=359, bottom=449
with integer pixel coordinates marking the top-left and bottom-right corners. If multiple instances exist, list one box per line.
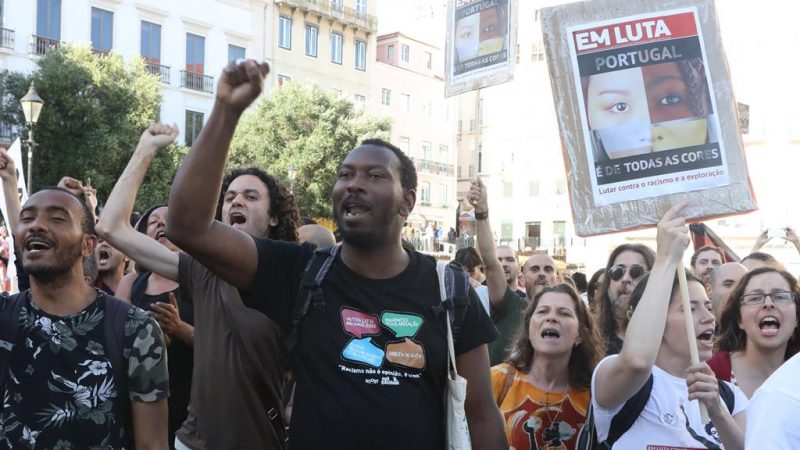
left=752, top=229, right=770, bottom=251
left=82, top=178, right=98, bottom=213
left=151, top=292, right=192, bottom=344
left=216, top=59, right=270, bottom=113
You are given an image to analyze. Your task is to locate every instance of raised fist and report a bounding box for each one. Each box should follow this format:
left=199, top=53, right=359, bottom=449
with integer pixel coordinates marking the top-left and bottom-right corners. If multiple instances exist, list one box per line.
left=137, top=123, right=179, bottom=153
left=0, top=148, right=17, bottom=184
left=216, top=59, right=270, bottom=113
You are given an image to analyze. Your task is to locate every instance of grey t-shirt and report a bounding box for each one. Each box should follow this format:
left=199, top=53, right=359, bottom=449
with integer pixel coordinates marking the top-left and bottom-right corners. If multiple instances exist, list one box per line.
left=175, top=253, right=288, bottom=450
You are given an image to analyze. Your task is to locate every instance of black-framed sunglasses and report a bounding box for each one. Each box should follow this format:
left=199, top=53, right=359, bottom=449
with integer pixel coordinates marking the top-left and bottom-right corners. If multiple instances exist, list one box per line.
left=608, top=264, right=646, bottom=282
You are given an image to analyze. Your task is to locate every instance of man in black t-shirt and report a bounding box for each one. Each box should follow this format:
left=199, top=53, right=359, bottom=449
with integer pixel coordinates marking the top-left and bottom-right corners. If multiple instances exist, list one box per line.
left=165, top=60, right=506, bottom=450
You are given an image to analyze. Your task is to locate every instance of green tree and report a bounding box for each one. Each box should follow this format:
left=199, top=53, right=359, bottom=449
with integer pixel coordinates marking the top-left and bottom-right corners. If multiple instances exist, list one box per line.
left=0, top=45, right=182, bottom=209
left=228, top=82, right=391, bottom=219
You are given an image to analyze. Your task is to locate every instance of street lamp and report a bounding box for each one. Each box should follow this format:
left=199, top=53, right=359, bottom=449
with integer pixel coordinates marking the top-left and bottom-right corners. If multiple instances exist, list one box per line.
left=287, top=163, right=297, bottom=193
left=20, top=82, right=44, bottom=191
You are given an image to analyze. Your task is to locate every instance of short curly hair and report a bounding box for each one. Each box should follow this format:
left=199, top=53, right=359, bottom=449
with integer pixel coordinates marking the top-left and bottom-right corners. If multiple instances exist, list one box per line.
left=216, top=167, right=300, bottom=242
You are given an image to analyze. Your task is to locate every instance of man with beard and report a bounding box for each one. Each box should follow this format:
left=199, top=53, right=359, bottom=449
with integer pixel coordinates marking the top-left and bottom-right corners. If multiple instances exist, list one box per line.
left=595, top=243, right=655, bottom=355
left=96, top=126, right=300, bottom=449
left=467, top=178, right=526, bottom=365
left=0, top=151, right=169, bottom=448
left=690, top=245, right=723, bottom=284
left=521, top=252, right=557, bottom=299
left=164, top=60, right=505, bottom=450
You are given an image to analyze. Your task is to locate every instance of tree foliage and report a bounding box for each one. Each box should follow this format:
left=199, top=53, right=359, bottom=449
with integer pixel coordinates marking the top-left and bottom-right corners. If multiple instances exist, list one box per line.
left=0, top=45, right=182, bottom=210
left=228, top=82, right=391, bottom=219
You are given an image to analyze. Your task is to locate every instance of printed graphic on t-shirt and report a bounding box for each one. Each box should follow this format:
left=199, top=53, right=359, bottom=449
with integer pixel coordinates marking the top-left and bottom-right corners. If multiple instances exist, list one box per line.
left=339, top=307, right=427, bottom=383
left=647, top=446, right=707, bottom=450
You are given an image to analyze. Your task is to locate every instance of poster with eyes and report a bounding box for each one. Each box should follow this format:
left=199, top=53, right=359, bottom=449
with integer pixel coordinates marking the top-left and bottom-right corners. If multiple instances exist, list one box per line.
left=445, top=0, right=517, bottom=96
left=542, top=0, right=756, bottom=236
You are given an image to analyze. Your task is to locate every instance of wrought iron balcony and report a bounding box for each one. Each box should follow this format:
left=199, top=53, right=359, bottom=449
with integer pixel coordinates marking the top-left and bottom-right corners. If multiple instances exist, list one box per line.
left=0, top=27, right=14, bottom=50
left=146, top=62, right=171, bottom=84
left=275, top=0, right=377, bottom=32
left=30, top=34, right=60, bottom=56
left=412, top=158, right=455, bottom=176
left=180, top=70, right=213, bottom=93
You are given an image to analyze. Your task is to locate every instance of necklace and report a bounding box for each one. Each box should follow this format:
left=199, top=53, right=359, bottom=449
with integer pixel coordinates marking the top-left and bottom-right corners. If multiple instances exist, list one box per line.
left=529, top=371, right=569, bottom=445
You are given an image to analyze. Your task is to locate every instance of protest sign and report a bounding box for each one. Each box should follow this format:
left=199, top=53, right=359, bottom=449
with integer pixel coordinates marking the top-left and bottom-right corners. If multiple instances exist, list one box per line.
left=542, top=0, right=756, bottom=236
left=445, top=0, right=517, bottom=97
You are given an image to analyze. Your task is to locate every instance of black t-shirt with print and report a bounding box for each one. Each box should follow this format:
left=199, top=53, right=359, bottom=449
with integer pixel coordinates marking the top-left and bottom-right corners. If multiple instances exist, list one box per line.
left=1, top=294, right=170, bottom=449
left=243, top=238, right=498, bottom=450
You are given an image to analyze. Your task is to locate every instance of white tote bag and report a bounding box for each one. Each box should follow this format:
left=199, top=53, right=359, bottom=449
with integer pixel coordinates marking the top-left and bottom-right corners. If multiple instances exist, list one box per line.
left=436, top=262, right=472, bottom=450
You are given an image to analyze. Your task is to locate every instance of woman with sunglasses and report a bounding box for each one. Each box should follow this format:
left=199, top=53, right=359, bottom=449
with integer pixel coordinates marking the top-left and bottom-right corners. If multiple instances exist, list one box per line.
left=492, top=283, right=604, bottom=449
left=592, top=204, right=746, bottom=449
left=709, top=267, right=800, bottom=398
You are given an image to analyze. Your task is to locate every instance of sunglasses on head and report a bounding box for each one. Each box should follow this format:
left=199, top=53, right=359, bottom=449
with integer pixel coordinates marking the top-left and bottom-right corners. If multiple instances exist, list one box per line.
left=608, top=264, right=646, bottom=282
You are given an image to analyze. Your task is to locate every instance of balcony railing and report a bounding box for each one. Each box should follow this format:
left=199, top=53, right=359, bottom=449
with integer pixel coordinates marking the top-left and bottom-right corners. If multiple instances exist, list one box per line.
left=0, top=123, right=17, bottom=142
left=180, top=70, right=214, bottom=93
left=276, top=0, right=377, bottom=32
left=146, top=62, right=171, bottom=84
left=412, top=158, right=455, bottom=176
left=0, top=27, right=14, bottom=50
left=30, top=35, right=60, bottom=56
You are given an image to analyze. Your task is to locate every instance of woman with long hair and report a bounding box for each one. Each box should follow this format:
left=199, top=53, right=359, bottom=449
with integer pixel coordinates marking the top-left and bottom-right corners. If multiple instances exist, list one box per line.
left=491, top=283, right=604, bottom=449
left=592, top=204, right=746, bottom=449
left=709, top=267, right=800, bottom=398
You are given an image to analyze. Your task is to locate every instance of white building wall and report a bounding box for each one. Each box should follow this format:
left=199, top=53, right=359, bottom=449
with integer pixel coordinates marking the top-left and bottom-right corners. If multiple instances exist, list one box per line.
left=0, top=0, right=268, bottom=145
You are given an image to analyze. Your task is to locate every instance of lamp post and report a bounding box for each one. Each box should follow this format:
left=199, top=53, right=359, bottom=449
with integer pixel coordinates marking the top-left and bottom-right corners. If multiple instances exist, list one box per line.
left=20, top=82, right=44, bottom=192
left=287, top=162, right=297, bottom=194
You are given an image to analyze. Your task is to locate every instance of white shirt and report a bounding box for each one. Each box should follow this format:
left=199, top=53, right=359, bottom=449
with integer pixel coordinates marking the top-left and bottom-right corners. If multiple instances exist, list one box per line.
left=591, top=355, right=748, bottom=449
left=746, top=352, right=800, bottom=448
left=475, top=285, right=490, bottom=314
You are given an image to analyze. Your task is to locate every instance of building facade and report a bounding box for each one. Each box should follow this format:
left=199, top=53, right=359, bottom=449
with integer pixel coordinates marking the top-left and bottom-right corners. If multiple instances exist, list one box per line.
left=269, top=0, right=376, bottom=105
left=0, top=0, right=377, bottom=148
left=0, top=0, right=272, bottom=146
left=372, top=31, right=458, bottom=237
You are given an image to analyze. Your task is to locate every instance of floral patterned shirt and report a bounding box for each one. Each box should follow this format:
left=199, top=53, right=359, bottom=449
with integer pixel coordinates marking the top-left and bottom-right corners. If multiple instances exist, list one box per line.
left=1, top=294, right=169, bottom=449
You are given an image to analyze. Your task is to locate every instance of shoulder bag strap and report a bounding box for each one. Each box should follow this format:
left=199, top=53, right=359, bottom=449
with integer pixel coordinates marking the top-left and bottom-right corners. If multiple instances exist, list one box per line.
left=495, top=365, right=516, bottom=407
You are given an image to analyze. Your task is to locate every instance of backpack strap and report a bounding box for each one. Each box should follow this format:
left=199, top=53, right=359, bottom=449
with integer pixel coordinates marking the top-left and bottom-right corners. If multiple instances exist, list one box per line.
left=103, top=293, right=134, bottom=388
left=718, top=379, right=735, bottom=414
left=129, top=271, right=152, bottom=305
left=432, top=261, right=470, bottom=345
left=604, top=374, right=654, bottom=447
left=0, top=292, right=24, bottom=415
left=286, top=245, right=339, bottom=356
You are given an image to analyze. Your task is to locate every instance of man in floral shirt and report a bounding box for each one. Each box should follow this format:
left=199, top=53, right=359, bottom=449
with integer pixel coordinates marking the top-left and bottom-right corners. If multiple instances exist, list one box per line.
left=0, top=183, right=169, bottom=449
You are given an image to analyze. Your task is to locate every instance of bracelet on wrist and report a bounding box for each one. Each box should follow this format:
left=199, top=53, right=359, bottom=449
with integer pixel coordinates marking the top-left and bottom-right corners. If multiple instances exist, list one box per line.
left=475, top=210, right=489, bottom=221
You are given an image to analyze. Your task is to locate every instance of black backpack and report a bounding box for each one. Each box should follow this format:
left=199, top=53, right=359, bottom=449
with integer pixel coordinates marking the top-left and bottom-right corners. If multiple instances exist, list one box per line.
left=575, top=374, right=735, bottom=449
left=0, top=290, right=133, bottom=415
left=286, top=246, right=471, bottom=356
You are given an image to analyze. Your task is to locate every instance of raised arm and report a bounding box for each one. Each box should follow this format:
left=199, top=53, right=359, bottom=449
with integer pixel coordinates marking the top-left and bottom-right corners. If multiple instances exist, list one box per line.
left=95, top=124, right=180, bottom=280
left=594, top=202, right=689, bottom=409
left=467, top=178, right=505, bottom=306
left=750, top=229, right=769, bottom=253
left=166, top=60, right=269, bottom=290
left=0, top=148, right=21, bottom=235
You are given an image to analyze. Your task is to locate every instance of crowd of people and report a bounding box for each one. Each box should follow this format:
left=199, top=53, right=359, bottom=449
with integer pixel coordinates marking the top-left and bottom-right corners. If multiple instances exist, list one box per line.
left=0, top=59, right=798, bottom=450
